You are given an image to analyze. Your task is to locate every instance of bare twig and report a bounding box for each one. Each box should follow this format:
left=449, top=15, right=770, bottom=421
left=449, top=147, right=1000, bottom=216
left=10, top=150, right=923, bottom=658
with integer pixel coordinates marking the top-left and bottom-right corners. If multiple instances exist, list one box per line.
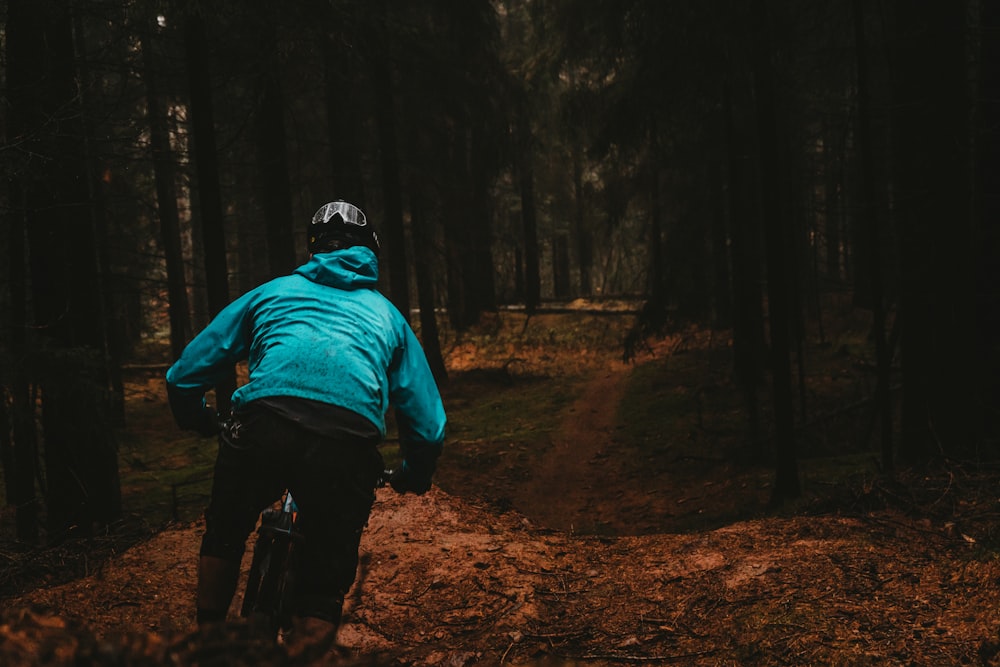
left=556, top=648, right=720, bottom=663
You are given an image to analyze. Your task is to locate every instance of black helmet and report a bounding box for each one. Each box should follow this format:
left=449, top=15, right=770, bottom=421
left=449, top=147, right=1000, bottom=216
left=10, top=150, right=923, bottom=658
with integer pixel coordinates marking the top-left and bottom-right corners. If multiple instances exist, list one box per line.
left=308, top=200, right=380, bottom=256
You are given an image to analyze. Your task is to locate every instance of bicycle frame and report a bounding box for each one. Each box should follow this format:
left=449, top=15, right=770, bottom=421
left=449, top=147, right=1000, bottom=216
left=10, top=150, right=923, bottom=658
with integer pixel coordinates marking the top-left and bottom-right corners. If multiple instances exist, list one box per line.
left=240, top=491, right=302, bottom=638
left=239, top=470, right=393, bottom=641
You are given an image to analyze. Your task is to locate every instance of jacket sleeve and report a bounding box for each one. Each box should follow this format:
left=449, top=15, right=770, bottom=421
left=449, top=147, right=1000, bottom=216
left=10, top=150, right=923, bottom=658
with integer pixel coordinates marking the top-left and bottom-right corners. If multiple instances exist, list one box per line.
left=165, top=291, right=255, bottom=425
left=388, top=322, right=447, bottom=453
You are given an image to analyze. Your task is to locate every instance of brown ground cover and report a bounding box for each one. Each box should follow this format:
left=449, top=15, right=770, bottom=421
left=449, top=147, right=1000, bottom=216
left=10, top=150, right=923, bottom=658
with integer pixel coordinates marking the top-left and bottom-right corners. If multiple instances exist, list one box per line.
left=3, top=310, right=1000, bottom=665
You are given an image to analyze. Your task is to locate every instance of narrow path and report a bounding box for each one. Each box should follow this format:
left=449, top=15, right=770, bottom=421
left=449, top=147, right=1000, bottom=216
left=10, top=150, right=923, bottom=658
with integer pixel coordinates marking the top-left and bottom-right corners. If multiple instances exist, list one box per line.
left=513, top=363, right=631, bottom=533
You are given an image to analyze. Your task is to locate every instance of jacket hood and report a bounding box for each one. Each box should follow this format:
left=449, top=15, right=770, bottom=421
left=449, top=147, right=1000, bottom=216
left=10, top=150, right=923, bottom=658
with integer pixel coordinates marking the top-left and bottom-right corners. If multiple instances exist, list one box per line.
left=293, top=246, right=379, bottom=289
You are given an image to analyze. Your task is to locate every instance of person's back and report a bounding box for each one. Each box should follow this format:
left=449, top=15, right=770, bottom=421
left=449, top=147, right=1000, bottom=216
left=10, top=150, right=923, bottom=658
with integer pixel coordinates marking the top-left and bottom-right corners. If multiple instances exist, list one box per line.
left=169, top=246, right=442, bottom=443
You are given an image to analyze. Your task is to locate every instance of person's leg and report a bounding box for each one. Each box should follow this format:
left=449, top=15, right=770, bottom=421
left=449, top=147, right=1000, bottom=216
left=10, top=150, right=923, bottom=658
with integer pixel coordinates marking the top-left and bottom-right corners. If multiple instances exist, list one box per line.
left=196, top=555, right=241, bottom=626
left=197, top=410, right=287, bottom=627
left=286, top=437, right=383, bottom=646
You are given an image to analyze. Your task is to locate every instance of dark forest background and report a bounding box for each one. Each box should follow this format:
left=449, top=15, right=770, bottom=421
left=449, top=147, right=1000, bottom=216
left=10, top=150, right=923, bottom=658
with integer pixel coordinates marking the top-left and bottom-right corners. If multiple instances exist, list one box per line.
left=0, top=0, right=997, bottom=545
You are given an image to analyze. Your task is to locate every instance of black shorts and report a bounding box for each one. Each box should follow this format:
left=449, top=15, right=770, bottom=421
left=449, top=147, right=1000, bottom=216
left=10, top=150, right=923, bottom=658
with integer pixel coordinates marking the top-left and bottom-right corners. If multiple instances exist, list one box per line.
left=200, top=403, right=384, bottom=620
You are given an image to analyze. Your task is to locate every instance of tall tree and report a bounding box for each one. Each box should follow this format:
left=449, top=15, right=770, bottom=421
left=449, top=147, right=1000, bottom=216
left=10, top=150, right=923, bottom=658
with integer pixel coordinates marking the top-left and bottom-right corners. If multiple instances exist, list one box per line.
left=182, top=4, right=236, bottom=413
left=750, top=0, right=800, bottom=501
left=852, top=0, right=893, bottom=470
left=442, top=123, right=477, bottom=329
left=443, top=0, right=503, bottom=327
left=709, top=155, right=732, bottom=329
left=2, top=193, right=39, bottom=542
left=140, top=26, right=191, bottom=360
left=469, top=117, right=499, bottom=314
left=409, top=176, right=448, bottom=384
left=561, top=69, right=595, bottom=298
left=890, top=0, right=976, bottom=464
left=724, top=76, right=766, bottom=451
left=515, top=99, right=542, bottom=313
left=822, top=118, right=847, bottom=283
left=977, top=0, right=1000, bottom=442
left=7, top=0, right=122, bottom=539
left=503, top=2, right=543, bottom=313
left=252, top=10, right=297, bottom=279
left=321, top=8, right=368, bottom=208
left=570, top=141, right=593, bottom=297
left=370, top=3, right=410, bottom=319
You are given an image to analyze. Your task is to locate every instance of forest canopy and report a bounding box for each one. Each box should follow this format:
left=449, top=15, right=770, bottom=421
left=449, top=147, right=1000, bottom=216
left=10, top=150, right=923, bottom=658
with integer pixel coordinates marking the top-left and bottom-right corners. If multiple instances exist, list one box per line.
left=0, top=0, right=998, bottom=543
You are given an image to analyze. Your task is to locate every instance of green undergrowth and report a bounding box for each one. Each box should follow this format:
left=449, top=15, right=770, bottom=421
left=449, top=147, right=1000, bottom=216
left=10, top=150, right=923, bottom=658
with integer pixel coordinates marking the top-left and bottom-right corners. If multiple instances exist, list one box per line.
left=4, top=307, right=894, bottom=541
left=117, top=375, right=217, bottom=526
left=608, top=318, right=894, bottom=532
left=618, top=348, right=749, bottom=472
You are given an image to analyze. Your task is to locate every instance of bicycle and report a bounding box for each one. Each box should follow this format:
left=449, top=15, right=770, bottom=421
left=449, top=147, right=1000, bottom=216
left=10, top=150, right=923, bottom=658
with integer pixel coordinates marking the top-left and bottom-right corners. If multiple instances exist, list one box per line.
left=239, top=469, right=394, bottom=642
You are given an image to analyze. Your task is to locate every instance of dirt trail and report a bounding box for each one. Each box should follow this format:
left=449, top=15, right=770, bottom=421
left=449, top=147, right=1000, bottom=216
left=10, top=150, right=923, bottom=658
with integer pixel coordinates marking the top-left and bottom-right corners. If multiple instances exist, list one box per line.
left=514, top=365, right=630, bottom=534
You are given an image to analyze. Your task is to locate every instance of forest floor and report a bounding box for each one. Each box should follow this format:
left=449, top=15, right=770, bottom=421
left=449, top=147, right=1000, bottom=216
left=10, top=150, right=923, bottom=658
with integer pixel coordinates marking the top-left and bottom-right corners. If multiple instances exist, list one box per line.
left=3, top=305, right=1000, bottom=666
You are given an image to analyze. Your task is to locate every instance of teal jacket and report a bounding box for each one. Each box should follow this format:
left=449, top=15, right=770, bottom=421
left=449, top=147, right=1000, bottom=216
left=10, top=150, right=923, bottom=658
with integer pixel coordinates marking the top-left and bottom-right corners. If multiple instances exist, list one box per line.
left=165, top=247, right=446, bottom=448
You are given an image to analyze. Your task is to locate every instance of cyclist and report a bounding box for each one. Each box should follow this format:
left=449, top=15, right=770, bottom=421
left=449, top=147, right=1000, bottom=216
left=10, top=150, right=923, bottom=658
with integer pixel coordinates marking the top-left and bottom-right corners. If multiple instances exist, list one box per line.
left=165, top=200, right=446, bottom=652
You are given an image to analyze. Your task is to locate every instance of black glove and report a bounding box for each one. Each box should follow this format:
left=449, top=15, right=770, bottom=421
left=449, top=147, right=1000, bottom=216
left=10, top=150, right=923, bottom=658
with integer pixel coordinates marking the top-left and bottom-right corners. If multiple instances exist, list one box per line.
left=389, top=443, right=441, bottom=495
left=167, top=385, right=220, bottom=438
left=190, top=405, right=221, bottom=437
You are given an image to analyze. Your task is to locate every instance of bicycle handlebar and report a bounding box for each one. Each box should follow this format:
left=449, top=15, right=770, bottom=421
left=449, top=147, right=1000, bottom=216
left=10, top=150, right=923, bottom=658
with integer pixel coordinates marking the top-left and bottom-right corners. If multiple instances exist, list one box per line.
left=376, top=468, right=395, bottom=489
left=279, top=469, right=394, bottom=519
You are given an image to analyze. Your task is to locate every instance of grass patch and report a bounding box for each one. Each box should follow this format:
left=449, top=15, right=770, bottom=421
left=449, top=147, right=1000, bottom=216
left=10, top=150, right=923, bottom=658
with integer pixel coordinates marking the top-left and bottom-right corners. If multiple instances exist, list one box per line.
left=444, top=372, right=578, bottom=443
left=617, top=348, right=748, bottom=474
left=117, top=372, right=217, bottom=526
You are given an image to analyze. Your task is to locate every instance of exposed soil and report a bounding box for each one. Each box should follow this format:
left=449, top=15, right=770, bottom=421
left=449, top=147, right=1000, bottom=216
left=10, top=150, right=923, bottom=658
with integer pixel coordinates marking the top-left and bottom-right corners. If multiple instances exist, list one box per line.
left=7, top=469, right=1000, bottom=666
left=513, top=361, right=631, bottom=534
left=4, top=321, right=1000, bottom=665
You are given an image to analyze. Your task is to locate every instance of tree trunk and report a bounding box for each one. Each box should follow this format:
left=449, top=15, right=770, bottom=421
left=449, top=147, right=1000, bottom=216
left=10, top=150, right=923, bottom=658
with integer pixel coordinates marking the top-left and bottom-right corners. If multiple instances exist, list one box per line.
left=254, top=19, right=296, bottom=279
left=140, top=31, right=191, bottom=360
left=891, top=0, right=974, bottom=464
left=469, top=119, right=498, bottom=314
left=409, top=180, right=448, bottom=384
left=724, top=78, right=766, bottom=451
left=8, top=0, right=122, bottom=538
left=183, top=6, right=236, bottom=413
left=371, top=28, right=410, bottom=319
left=515, top=102, right=541, bottom=313
left=0, top=394, right=12, bottom=521
left=323, top=33, right=367, bottom=208
left=976, top=0, right=1000, bottom=440
left=785, top=143, right=808, bottom=423
left=750, top=0, right=800, bottom=502
left=2, top=186, right=39, bottom=542
left=822, top=119, right=844, bottom=282
left=552, top=235, right=571, bottom=299
left=442, top=125, right=480, bottom=331
left=852, top=0, right=893, bottom=470
left=710, top=157, right=732, bottom=329
left=572, top=144, right=593, bottom=297
left=647, top=152, right=665, bottom=304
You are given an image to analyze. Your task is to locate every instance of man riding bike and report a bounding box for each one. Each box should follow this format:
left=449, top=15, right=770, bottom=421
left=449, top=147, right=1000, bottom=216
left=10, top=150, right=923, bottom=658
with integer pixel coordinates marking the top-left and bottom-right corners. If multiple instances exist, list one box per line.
left=165, top=200, right=446, bottom=653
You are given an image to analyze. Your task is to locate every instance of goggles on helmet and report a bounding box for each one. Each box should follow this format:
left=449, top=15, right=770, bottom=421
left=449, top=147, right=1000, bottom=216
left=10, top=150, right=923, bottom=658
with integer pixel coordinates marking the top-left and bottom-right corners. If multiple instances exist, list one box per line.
left=308, top=200, right=380, bottom=256
left=311, top=200, right=367, bottom=228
